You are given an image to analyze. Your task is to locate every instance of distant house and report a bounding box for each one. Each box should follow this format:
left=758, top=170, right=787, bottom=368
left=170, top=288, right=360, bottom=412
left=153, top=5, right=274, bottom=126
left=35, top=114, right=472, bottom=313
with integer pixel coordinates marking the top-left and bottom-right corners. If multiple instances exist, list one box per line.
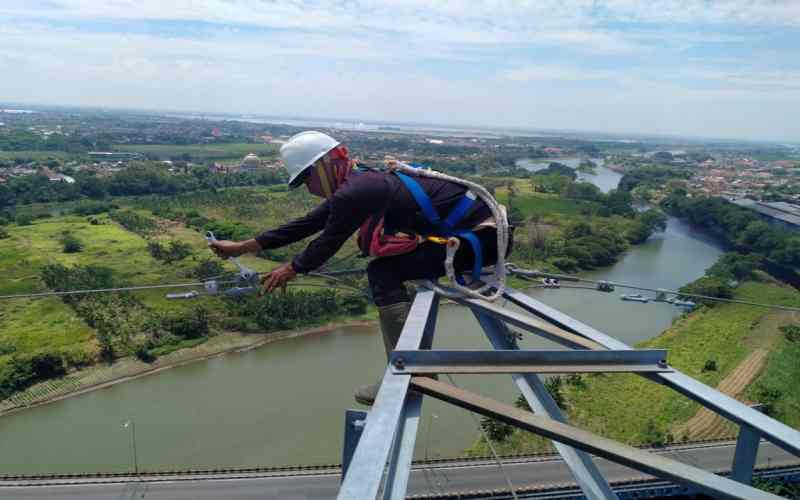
left=240, top=153, right=261, bottom=172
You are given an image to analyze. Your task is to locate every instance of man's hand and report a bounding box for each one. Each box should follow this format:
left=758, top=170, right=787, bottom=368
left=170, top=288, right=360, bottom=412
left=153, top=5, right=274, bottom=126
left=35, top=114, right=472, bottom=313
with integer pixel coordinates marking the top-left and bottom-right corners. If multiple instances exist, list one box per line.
left=208, top=240, right=244, bottom=259
left=260, top=262, right=297, bottom=295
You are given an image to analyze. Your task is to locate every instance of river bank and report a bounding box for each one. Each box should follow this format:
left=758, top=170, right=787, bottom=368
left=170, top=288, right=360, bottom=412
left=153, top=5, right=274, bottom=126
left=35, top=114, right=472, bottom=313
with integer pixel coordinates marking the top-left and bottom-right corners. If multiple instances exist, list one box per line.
left=0, top=318, right=375, bottom=417
left=467, top=279, right=800, bottom=456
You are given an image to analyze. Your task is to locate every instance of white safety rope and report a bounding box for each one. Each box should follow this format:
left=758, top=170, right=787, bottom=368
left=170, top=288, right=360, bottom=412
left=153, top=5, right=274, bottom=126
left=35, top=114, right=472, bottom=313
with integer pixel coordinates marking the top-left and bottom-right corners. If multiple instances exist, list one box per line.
left=387, top=160, right=509, bottom=302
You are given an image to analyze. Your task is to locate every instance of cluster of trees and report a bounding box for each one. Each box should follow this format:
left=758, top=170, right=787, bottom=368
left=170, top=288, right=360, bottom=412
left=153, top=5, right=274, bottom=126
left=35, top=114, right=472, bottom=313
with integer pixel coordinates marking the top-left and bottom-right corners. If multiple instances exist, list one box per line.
left=513, top=208, right=666, bottom=272
left=147, top=240, right=192, bottom=263
left=0, top=128, right=99, bottom=152
left=530, top=168, right=637, bottom=218
left=676, top=252, right=762, bottom=306
left=224, top=290, right=368, bottom=332
left=109, top=210, right=157, bottom=236
left=0, top=163, right=286, bottom=207
left=39, top=264, right=211, bottom=363
left=662, top=193, right=800, bottom=269
left=618, top=166, right=692, bottom=193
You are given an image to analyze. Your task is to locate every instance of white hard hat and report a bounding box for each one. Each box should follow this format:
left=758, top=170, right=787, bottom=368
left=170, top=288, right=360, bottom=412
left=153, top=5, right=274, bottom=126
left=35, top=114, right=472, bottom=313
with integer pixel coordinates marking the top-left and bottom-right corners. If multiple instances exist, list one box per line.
left=281, top=131, right=340, bottom=188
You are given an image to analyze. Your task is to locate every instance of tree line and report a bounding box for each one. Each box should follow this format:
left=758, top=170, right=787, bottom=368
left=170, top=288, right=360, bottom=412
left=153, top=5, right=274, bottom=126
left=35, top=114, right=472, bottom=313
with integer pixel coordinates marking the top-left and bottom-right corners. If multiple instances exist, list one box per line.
left=0, top=163, right=286, bottom=207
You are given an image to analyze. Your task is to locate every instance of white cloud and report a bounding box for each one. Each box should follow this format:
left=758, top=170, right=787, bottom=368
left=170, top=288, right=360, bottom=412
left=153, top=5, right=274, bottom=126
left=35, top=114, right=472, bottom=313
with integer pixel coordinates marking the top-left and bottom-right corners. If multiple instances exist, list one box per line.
left=0, top=2, right=799, bottom=141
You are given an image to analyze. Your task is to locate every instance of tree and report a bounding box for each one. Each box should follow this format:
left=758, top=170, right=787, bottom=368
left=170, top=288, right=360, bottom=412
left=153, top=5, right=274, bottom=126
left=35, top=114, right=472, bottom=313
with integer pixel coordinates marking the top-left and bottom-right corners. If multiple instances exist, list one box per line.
left=679, top=276, right=733, bottom=306
left=706, top=252, right=762, bottom=280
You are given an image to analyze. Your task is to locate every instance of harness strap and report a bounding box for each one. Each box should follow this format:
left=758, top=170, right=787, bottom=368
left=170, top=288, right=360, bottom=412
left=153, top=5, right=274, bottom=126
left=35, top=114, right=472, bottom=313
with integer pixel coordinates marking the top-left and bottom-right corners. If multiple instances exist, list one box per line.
left=455, top=230, right=483, bottom=283
left=395, top=172, right=441, bottom=226
left=394, top=171, right=483, bottom=283
left=443, top=191, right=476, bottom=231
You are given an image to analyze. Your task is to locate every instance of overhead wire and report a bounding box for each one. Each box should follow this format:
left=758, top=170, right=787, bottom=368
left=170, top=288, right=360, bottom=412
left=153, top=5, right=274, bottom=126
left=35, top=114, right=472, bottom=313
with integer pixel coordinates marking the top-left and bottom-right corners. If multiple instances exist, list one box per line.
left=506, top=266, right=800, bottom=313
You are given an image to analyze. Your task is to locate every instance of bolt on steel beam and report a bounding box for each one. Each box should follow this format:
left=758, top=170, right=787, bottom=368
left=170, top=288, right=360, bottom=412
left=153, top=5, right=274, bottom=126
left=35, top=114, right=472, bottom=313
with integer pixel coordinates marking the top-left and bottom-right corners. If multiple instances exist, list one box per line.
left=342, top=409, right=368, bottom=482
left=389, top=349, right=672, bottom=375
left=338, top=290, right=439, bottom=500
left=502, top=289, right=800, bottom=457
left=409, top=376, right=780, bottom=500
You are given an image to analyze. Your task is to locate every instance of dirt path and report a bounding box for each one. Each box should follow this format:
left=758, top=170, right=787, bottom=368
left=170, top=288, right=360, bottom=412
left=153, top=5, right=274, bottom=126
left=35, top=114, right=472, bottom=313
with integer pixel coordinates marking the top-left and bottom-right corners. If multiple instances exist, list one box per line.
left=0, top=319, right=375, bottom=417
left=676, top=348, right=768, bottom=441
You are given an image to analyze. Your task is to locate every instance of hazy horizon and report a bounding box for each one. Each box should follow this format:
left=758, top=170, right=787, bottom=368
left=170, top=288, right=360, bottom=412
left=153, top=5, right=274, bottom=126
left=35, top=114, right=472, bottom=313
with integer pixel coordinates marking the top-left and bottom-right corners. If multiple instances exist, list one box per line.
left=2, top=1, right=799, bottom=143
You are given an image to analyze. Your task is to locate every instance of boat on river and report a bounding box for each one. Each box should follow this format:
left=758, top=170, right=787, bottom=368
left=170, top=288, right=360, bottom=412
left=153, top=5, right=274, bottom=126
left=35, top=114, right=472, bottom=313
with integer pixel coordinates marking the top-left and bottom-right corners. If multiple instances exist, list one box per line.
left=620, top=293, right=650, bottom=303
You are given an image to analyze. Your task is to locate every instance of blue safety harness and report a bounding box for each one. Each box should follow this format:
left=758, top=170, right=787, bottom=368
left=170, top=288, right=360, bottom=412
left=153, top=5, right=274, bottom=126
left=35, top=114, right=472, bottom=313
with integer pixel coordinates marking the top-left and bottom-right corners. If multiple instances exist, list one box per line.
left=394, top=171, right=483, bottom=284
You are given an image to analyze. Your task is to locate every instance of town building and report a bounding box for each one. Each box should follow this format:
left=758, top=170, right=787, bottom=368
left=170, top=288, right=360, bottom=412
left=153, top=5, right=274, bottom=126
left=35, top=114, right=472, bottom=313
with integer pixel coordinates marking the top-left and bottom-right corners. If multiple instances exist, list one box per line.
left=240, top=153, right=262, bottom=172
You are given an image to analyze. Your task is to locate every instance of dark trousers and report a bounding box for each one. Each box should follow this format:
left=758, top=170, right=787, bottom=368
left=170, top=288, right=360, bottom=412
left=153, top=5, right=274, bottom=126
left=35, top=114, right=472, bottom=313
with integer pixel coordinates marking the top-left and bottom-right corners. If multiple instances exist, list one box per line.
left=367, top=228, right=510, bottom=307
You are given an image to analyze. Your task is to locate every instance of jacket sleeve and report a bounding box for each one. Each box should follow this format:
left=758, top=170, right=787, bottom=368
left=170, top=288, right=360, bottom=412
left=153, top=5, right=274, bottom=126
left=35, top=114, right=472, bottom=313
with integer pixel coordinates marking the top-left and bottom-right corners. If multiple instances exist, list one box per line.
left=291, top=186, right=377, bottom=273
left=254, top=201, right=330, bottom=250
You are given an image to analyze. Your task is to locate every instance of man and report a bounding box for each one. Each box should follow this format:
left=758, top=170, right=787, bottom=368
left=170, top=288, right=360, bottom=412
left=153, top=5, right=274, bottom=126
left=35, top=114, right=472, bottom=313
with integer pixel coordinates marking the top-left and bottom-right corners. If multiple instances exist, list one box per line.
left=209, top=131, right=508, bottom=405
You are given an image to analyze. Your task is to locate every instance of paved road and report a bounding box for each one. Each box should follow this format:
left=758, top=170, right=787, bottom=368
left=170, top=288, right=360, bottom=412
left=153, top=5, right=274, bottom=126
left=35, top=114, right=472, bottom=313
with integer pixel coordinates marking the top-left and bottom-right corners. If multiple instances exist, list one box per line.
left=2, top=441, right=798, bottom=499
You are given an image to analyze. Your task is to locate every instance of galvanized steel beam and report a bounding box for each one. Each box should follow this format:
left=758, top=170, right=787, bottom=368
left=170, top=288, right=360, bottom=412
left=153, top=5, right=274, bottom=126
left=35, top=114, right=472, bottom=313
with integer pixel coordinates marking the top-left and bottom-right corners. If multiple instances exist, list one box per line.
left=451, top=295, right=603, bottom=350
left=502, top=289, right=800, bottom=457
left=337, top=290, right=439, bottom=500
left=472, top=310, right=619, bottom=500
left=389, top=349, right=672, bottom=374
left=341, top=409, right=368, bottom=482
left=382, top=391, right=423, bottom=500
left=409, top=376, right=780, bottom=500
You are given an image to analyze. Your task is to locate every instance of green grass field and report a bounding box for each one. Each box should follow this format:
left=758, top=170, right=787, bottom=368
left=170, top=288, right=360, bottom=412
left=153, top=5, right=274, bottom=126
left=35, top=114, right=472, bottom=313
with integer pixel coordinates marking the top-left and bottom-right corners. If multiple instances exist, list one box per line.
left=0, top=150, right=83, bottom=162
left=0, top=185, right=364, bottom=377
left=116, top=143, right=279, bottom=161
left=467, top=281, right=800, bottom=455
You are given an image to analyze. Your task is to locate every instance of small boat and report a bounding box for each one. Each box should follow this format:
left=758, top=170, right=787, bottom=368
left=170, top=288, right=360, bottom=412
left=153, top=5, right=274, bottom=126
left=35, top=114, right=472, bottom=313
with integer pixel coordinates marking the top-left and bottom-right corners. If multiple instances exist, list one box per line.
left=672, top=299, right=697, bottom=308
left=621, top=294, right=650, bottom=303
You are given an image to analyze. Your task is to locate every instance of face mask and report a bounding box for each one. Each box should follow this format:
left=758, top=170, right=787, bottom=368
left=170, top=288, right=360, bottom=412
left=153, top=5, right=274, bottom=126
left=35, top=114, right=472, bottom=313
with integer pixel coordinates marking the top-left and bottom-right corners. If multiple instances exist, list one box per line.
left=305, top=159, right=334, bottom=199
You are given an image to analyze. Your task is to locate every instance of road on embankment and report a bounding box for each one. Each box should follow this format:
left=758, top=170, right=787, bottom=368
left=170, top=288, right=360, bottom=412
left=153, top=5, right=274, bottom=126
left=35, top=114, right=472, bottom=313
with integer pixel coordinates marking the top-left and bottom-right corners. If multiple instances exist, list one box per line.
left=3, top=440, right=797, bottom=499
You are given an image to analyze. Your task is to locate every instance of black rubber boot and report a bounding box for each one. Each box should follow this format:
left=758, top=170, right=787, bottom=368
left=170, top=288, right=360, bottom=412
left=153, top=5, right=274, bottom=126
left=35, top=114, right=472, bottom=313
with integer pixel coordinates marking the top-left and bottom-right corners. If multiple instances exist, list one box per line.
left=354, top=302, right=410, bottom=406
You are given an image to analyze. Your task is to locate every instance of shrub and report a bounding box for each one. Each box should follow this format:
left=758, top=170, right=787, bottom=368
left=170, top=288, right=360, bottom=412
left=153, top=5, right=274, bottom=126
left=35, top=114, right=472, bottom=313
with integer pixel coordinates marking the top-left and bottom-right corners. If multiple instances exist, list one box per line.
left=134, top=343, right=156, bottom=363
left=0, top=228, right=8, bottom=239
left=148, top=240, right=192, bottom=263
left=754, top=384, right=782, bottom=416
left=780, top=325, right=800, bottom=343
left=338, top=294, right=368, bottom=315
left=544, top=376, right=566, bottom=409
left=702, top=359, right=718, bottom=372
left=15, top=213, right=33, bottom=226
left=0, top=343, right=16, bottom=356
left=640, top=419, right=667, bottom=447
left=109, top=210, right=157, bottom=236
left=61, top=233, right=83, bottom=253
left=480, top=416, right=514, bottom=442
left=72, top=201, right=118, bottom=216
left=193, top=258, right=225, bottom=279
left=164, top=307, right=209, bottom=339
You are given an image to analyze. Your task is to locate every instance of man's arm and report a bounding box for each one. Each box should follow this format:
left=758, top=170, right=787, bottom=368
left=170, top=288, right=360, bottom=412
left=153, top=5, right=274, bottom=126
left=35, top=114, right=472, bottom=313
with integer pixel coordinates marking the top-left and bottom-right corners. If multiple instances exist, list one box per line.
left=209, top=201, right=330, bottom=258
left=291, top=189, right=375, bottom=273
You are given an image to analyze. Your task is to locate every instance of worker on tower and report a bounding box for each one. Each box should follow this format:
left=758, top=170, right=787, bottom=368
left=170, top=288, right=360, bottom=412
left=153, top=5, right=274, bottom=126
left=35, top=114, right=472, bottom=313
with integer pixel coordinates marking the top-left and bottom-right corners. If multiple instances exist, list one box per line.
left=209, top=131, right=510, bottom=405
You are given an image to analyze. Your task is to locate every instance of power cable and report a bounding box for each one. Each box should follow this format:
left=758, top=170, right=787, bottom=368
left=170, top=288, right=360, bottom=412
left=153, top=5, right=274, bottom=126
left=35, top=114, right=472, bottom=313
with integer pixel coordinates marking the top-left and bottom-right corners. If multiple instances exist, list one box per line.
left=506, top=266, right=800, bottom=313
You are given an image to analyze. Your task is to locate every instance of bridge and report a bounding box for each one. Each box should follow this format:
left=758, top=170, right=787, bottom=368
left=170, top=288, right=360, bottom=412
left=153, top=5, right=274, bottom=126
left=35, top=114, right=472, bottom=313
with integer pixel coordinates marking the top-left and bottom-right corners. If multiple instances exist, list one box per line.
left=1, top=440, right=798, bottom=499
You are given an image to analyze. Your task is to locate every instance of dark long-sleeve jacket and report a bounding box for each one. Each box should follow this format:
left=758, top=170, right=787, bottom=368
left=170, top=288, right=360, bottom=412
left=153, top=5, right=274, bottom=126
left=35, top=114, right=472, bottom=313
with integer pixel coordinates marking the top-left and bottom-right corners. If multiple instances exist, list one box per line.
left=255, top=170, right=491, bottom=273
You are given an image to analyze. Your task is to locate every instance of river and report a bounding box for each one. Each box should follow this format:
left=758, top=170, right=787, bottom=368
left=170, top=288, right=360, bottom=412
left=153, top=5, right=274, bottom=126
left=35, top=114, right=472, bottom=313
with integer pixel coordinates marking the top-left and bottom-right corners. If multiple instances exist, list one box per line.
left=0, top=174, right=725, bottom=474
left=516, top=157, right=621, bottom=193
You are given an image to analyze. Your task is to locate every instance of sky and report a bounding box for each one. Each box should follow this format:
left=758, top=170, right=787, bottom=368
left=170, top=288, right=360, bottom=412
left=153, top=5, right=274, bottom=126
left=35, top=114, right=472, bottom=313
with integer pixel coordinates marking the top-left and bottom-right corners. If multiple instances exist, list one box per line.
left=1, top=1, right=799, bottom=142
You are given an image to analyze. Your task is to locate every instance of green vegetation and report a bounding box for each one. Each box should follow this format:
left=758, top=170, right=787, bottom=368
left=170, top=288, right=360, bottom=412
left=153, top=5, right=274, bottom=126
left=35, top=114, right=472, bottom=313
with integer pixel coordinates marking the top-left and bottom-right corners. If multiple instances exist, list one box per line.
left=662, top=194, right=800, bottom=270
left=0, top=162, right=285, bottom=206
left=116, top=143, right=278, bottom=161
left=467, top=282, right=800, bottom=455
left=747, top=326, right=800, bottom=427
